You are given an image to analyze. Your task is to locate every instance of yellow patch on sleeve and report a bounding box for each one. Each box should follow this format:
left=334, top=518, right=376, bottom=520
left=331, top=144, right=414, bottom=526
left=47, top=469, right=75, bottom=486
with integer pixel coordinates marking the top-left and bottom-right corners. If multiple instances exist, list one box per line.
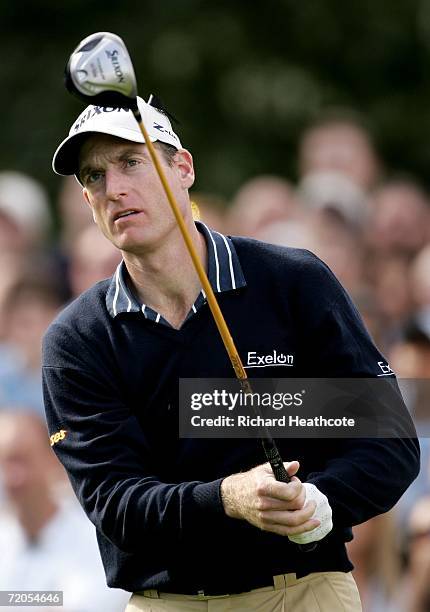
left=50, top=429, right=67, bottom=446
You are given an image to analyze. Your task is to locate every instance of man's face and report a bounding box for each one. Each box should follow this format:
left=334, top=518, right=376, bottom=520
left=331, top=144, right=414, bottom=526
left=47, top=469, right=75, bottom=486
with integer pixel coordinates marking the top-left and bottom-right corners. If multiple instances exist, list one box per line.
left=79, top=135, right=194, bottom=254
left=0, top=416, right=55, bottom=505
left=299, top=123, right=379, bottom=190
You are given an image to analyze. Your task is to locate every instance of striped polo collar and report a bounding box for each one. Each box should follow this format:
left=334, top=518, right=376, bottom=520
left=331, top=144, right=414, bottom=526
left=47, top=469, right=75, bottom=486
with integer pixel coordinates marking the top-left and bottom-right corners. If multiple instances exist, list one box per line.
left=106, top=221, right=246, bottom=320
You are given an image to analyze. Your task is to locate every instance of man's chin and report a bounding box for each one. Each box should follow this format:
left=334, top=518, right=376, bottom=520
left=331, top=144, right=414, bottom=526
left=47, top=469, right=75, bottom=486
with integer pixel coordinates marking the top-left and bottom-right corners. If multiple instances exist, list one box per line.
left=116, top=239, right=153, bottom=256
left=114, top=232, right=169, bottom=255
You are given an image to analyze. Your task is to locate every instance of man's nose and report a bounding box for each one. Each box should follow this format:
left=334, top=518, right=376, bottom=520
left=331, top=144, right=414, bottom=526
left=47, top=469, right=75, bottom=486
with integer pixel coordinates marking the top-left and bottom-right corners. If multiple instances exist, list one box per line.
left=105, top=167, right=127, bottom=200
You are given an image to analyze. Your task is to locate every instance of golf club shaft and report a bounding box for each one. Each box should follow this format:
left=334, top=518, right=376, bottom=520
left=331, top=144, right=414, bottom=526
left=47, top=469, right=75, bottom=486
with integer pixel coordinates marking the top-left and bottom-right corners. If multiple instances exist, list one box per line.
left=132, top=107, right=290, bottom=484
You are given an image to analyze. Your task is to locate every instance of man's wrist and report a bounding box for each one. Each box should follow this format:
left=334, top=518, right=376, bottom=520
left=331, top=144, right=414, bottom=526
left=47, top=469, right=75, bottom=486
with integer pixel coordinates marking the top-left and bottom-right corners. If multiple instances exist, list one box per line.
left=220, top=473, right=244, bottom=519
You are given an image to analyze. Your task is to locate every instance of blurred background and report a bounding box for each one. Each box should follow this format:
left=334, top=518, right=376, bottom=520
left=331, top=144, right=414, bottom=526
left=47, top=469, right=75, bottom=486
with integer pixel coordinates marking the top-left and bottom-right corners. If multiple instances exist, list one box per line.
left=1, top=1, right=430, bottom=610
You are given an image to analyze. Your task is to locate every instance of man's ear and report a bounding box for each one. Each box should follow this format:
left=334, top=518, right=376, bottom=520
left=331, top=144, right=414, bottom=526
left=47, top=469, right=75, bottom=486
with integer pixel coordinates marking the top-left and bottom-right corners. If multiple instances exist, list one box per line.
left=83, top=188, right=97, bottom=223
left=174, top=149, right=195, bottom=190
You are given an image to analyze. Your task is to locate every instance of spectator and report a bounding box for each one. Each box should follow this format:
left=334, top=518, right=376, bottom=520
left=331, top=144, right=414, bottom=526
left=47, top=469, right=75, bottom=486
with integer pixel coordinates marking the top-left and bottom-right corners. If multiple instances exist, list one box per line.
left=190, top=191, right=227, bottom=233
left=258, top=212, right=365, bottom=296
left=409, top=244, right=430, bottom=325
left=0, top=171, right=52, bottom=254
left=347, top=512, right=401, bottom=612
left=366, top=179, right=430, bottom=258
left=226, top=175, right=298, bottom=237
left=389, top=317, right=430, bottom=432
left=298, top=110, right=382, bottom=191
left=67, top=224, right=121, bottom=298
left=0, top=252, right=25, bottom=340
left=0, top=262, right=66, bottom=415
left=297, top=170, right=369, bottom=230
left=258, top=175, right=367, bottom=296
left=401, top=495, right=430, bottom=612
left=0, top=411, right=129, bottom=612
left=256, top=217, right=317, bottom=251
left=295, top=170, right=368, bottom=295
left=57, top=175, right=93, bottom=249
left=368, top=255, right=412, bottom=351
left=388, top=320, right=430, bottom=552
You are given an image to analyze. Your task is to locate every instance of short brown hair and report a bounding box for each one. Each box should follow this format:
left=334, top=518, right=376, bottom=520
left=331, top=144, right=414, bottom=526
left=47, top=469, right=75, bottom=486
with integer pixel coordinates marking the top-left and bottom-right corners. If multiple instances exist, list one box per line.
left=154, top=142, right=178, bottom=167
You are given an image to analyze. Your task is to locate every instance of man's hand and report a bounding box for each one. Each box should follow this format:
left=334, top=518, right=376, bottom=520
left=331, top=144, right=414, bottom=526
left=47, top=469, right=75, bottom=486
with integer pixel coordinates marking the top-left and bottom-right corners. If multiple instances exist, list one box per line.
left=221, top=461, right=321, bottom=538
left=288, top=483, right=333, bottom=544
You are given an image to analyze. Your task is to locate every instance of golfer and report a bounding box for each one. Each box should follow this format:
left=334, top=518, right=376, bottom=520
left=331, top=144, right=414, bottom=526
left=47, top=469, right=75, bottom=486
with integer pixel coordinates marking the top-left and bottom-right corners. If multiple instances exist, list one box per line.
left=43, top=96, right=419, bottom=611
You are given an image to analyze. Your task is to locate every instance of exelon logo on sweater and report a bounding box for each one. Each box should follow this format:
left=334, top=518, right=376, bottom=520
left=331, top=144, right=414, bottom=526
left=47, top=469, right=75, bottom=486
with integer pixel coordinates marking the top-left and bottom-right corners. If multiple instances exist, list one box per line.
left=246, top=350, right=294, bottom=368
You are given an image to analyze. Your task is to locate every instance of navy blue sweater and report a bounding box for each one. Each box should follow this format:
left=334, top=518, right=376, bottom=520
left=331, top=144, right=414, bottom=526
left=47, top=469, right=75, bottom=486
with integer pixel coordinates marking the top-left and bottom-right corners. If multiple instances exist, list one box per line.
left=42, top=236, right=419, bottom=594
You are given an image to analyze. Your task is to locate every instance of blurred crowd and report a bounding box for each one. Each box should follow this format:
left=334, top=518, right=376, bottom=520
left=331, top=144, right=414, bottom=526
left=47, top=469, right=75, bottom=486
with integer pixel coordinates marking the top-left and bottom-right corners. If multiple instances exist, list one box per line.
left=0, top=109, right=429, bottom=611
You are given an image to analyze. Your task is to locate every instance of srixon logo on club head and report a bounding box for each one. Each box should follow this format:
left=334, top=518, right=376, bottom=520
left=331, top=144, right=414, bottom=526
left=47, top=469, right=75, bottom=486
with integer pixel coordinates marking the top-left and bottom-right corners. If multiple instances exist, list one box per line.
left=105, top=49, right=125, bottom=83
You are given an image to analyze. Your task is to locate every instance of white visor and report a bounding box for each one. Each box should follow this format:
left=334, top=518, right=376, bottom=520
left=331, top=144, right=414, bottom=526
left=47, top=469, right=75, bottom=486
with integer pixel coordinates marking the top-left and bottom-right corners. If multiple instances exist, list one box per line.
left=52, top=95, right=182, bottom=178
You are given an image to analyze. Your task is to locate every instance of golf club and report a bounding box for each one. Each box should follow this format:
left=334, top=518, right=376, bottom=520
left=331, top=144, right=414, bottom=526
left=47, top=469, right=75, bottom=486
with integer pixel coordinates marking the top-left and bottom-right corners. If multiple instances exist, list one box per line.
left=65, top=32, right=317, bottom=550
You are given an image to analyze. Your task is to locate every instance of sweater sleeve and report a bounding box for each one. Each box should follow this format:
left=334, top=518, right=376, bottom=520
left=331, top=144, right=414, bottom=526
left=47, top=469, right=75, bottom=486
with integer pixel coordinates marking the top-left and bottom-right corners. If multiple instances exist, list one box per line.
left=293, top=251, right=420, bottom=526
left=42, top=322, right=225, bottom=554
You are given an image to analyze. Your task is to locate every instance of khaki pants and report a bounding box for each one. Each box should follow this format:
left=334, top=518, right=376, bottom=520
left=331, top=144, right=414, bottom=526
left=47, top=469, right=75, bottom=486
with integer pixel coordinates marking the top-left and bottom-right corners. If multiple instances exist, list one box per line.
left=126, top=571, right=362, bottom=611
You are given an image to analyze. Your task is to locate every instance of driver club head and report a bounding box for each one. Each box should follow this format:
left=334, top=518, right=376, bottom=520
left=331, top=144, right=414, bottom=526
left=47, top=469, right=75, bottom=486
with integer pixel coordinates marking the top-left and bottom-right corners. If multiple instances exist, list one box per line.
left=65, top=32, right=138, bottom=110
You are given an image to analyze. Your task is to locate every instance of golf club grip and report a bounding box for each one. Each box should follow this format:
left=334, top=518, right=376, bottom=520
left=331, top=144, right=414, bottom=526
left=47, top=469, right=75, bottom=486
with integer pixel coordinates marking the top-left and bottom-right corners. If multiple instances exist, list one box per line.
left=261, top=440, right=291, bottom=482
left=261, top=439, right=317, bottom=553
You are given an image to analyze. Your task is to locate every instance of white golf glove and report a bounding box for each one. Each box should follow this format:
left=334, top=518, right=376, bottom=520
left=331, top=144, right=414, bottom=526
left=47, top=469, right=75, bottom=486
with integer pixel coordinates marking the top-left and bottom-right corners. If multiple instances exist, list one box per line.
left=288, top=483, right=333, bottom=545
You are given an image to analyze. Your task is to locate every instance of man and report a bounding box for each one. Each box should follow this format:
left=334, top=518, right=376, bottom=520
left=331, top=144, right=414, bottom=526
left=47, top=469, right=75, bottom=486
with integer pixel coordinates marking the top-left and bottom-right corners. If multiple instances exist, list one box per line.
left=43, top=96, right=419, bottom=611
left=298, top=111, right=381, bottom=191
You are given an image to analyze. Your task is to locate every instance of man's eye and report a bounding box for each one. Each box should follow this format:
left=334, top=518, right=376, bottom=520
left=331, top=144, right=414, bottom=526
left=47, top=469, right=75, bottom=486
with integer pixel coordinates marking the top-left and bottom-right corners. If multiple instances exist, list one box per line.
left=126, top=159, right=139, bottom=168
left=86, top=171, right=103, bottom=184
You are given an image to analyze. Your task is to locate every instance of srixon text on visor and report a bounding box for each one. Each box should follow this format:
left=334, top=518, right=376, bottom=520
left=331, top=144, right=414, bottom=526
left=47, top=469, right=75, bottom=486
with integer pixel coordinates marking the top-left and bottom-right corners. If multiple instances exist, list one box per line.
left=72, top=107, right=179, bottom=143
